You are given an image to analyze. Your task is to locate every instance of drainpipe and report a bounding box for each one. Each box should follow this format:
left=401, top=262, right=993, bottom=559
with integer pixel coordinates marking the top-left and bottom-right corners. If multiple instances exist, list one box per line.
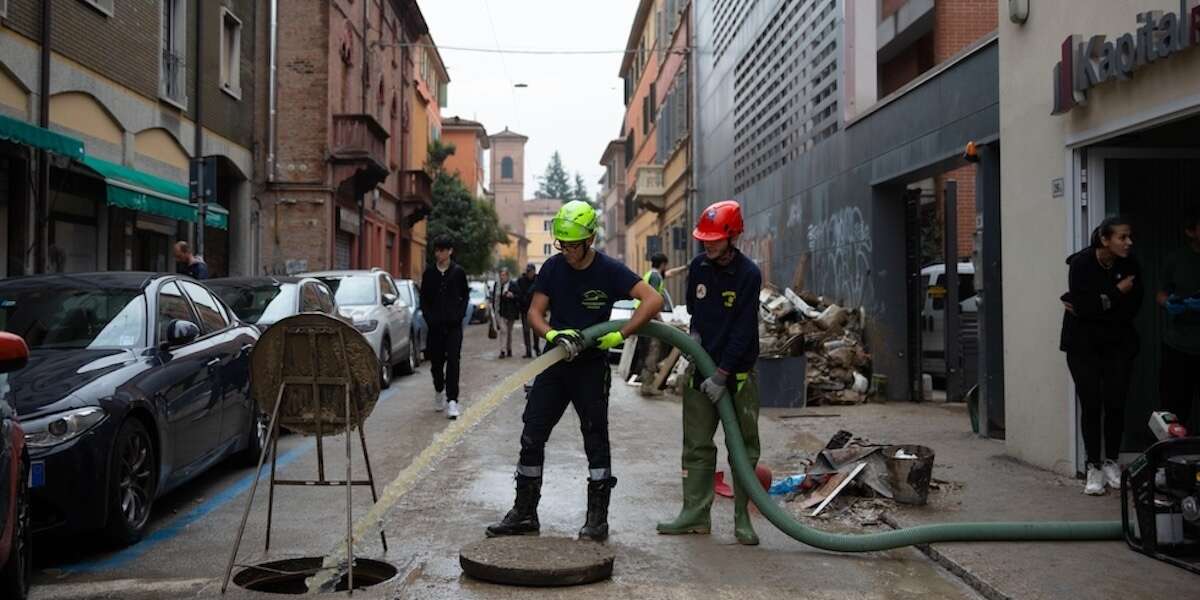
left=194, top=1, right=206, bottom=259
left=358, top=0, right=369, bottom=267
left=686, top=2, right=700, bottom=259
left=267, top=0, right=279, bottom=182
left=34, top=0, right=51, bottom=273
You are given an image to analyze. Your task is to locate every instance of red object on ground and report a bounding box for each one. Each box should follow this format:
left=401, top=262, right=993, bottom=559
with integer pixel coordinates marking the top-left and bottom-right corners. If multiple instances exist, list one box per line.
left=713, top=466, right=773, bottom=498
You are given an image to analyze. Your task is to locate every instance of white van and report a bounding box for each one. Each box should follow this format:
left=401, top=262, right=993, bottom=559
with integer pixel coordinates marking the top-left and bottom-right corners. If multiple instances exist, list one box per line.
left=921, top=262, right=978, bottom=378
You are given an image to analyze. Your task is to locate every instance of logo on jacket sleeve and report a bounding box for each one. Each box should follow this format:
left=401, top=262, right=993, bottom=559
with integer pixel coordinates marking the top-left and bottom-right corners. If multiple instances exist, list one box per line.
left=695, top=284, right=707, bottom=299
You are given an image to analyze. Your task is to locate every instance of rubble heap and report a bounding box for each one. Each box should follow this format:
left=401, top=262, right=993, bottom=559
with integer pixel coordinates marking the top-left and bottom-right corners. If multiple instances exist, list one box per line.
left=758, top=286, right=873, bottom=405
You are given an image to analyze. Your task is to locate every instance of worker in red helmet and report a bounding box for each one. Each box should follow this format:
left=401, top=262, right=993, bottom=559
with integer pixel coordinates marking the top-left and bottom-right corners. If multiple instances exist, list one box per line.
left=657, top=199, right=764, bottom=545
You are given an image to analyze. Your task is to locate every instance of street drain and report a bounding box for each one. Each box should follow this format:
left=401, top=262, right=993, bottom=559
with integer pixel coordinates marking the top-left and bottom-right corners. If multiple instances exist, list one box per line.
left=233, top=557, right=397, bottom=594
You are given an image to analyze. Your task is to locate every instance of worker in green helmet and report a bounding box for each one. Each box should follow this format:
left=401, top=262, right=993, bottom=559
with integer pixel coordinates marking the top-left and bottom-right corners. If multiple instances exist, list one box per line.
left=487, top=200, right=663, bottom=542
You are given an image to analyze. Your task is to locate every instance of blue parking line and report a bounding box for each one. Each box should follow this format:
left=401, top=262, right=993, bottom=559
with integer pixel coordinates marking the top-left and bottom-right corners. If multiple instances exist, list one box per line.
left=64, top=441, right=314, bottom=573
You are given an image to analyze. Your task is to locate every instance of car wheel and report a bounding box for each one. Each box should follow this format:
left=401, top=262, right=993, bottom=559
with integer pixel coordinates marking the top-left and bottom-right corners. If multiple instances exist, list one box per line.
left=397, top=340, right=416, bottom=376
left=379, top=340, right=392, bottom=389
left=103, top=419, right=156, bottom=547
left=0, top=456, right=31, bottom=600
left=236, top=409, right=272, bottom=467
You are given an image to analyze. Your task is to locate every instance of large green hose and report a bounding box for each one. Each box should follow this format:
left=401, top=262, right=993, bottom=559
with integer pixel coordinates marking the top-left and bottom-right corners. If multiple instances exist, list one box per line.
left=582, top=320, right=1122, bottom=552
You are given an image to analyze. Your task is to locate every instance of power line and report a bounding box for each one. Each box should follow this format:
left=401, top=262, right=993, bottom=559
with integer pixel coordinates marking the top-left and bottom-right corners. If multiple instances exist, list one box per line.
left=478, top=0, right=520, bottom=131
left=390, top=42, right=693, bottom=56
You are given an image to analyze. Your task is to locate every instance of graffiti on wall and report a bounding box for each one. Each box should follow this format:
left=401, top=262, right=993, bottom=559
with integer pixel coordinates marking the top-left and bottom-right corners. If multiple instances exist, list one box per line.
left=806, top=206, right=874, bottom=310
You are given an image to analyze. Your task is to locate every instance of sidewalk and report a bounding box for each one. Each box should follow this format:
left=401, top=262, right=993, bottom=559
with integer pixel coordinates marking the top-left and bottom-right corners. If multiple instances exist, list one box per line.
left=762, top=401, right=1186, bottom=600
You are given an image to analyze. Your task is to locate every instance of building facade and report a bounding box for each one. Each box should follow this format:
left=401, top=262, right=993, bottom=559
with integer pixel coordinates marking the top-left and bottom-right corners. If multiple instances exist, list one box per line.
left=256, top=0, right=439, bottom=280
left=692, top=0, right=1000, bottom=410
left=999, top=0, right=1200, bottom=473
left=1, top=0, right=257, bottom=278
left=441, top=115, right=489, bottom=198
left=523, top=198, right=562, bottom=270
left=598, top=138, right=627, bottom=265
left=490, top=127, right=528, bottom=266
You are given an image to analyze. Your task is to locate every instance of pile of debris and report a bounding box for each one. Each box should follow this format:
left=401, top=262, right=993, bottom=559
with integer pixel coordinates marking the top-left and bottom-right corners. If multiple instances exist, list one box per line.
left=759, top=286, right=873, bottom=405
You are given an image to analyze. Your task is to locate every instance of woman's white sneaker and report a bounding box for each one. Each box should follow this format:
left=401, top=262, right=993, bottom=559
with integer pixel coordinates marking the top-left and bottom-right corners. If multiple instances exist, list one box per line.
left=447, top=400, right=460, bottom=420
left=1084, top=464, right=1105, bottom=496
left=434, top=390, right=446, bottom=412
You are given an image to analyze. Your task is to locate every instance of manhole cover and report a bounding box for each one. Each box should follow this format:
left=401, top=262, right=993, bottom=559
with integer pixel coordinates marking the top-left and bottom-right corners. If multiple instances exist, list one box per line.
left=460, top=537, right=615, bottom=587
left=233, top=557, right=398, bottom=594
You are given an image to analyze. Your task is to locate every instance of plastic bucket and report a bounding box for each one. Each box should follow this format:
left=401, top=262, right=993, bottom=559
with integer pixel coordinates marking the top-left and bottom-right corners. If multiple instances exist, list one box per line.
left=885, top=444, right=935, bottom=505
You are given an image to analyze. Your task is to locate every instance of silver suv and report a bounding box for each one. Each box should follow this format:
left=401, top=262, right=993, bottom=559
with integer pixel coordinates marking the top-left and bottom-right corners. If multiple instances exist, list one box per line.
left=302, top=269, right=416, bottom=387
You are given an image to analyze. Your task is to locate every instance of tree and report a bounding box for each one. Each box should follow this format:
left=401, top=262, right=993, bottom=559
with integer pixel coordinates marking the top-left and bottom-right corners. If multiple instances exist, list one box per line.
left=572, top=173, right=591, bottom=205
left=535, top=151, right=572, bottom=201
left=425, top=141, right=507, bottom=275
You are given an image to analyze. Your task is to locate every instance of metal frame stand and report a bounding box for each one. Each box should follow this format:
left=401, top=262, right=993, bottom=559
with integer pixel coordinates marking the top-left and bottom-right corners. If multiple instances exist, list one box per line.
left=221, top=329, right=387, bottom=595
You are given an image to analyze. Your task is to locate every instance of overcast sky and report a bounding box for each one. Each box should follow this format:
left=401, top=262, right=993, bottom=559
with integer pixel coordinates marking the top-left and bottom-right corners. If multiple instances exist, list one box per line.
left=421, top=0, right=641, bottom=200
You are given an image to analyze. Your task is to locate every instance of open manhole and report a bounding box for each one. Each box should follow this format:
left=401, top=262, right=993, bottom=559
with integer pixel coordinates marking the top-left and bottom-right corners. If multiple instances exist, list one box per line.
left=233, top=557, right=398, bottom=594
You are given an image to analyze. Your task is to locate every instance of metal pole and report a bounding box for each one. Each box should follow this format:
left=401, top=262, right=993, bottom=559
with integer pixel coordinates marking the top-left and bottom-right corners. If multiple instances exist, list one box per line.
left=194, top=1, right=205, bottom=259
left=267, top=0, right=279, bottom=182
left=353, top=404, right=388, bottom=552
left=34, top=0, right=51, bottom=274
left=344, top=385, right=354, bottom=596
left=943, top=180, right=961, bottom=403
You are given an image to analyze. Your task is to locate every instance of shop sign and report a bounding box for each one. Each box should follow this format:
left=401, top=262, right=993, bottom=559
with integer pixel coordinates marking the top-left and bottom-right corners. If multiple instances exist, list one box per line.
left=1052, top=1, right=1200, bottom=115
left=338, top=207, right=361, bottom=236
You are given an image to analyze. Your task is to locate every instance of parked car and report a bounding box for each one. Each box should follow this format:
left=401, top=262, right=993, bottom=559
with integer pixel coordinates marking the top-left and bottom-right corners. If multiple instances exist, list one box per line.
left=0, top=332, right=30, bottom=599
left=392, top=278, right=425, bottom=365
left=920, top=262, right=978, bottom=378
left=0, top=272, right=263, bottom=546
left=467, top=282, right=490, bottom=325
left=207, top=277, right=345, bottom=333
left=607, top=300, right=689, bottom=362
left=303, top=270, right=415, bottom=387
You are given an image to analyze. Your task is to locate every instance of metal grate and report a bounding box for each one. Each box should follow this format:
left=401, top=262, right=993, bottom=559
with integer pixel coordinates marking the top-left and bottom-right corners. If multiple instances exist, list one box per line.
left=731, top=0, right=841, bottom=193
left=712, top=0, right=760, bottom=65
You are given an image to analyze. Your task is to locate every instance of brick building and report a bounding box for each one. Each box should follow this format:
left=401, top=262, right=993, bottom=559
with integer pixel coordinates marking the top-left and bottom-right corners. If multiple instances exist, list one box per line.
left=1, top=0, right=257, bottom=278
left=441, top=116, right=489, bottom=199
left=598, top=139, right=627, bottom=265
left=256, top=0, right=441, bottom=280
left=489, top=127, right=528, bottom=267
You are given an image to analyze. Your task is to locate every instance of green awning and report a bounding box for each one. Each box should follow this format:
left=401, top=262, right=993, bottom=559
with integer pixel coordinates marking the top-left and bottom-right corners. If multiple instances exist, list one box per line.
left=80, top=156, right=228, bottom=230
left=0, top=113, right=86, bottom=159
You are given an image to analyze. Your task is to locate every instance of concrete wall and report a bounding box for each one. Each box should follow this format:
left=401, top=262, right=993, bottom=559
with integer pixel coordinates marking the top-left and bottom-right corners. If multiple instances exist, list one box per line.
left=999, top=0, right=1200, bottom=473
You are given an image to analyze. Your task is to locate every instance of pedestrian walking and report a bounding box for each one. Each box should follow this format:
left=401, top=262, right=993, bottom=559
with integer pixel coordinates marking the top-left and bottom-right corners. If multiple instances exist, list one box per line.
left=491, top=268, right=521, bottom=358
left=487, top=200, right=663, bottom=542
left=517, top=263, right=540, bottom=357
left=657, top=200, right=764, bottom=546
left=420, top=235, right=469, bottom=420
left=637, top=252, right=688, bottom=396
left=174, top=241, right=209, bottom=280
left=1157, top=210, right=1200, bottom=434
left=1060, top=216, right=1142, bottom=495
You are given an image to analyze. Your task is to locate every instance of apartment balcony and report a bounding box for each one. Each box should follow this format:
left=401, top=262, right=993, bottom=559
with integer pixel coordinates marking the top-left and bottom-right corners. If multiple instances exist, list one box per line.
left=400, top=169, right=433, bottom=226
left=633, top=164, right=666, bottom=212
left=331, top=114, right=390, bottom=184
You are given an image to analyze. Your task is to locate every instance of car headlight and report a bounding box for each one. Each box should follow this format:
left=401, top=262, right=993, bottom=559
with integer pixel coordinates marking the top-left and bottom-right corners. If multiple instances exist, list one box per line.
left=24, top=406, right=108, bottom=449
left=353, top=319, right=379, bottom=333
left=477, top=303, right=487, bottom=309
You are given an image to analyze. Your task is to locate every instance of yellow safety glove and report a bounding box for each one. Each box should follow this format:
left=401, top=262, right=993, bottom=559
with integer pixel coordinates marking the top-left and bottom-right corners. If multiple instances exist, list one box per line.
left=545, top=329, right=584, bottom=361
left=596, top=331, right=624, bottom=350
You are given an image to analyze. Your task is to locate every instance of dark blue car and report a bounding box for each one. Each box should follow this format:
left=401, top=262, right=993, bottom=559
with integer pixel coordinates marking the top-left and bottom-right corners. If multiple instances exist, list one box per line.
left=0, top=273, right=264, bottom=546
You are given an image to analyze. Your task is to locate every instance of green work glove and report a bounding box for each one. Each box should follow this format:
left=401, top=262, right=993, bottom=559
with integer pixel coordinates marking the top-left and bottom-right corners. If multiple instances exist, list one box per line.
left=699, top=370, right=729, bottom=404
left=596, top=331, right=624, bottom=350
left=545, top=329, right=584, bottom=361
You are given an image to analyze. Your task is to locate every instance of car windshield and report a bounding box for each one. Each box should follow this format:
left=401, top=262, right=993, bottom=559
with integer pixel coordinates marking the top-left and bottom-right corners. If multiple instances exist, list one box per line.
left=613, top=300, right=636, bottom=310
left=211, top=283, right=298, bottom=324
left=469, top=282, right=487, bottom=301
left=321, top=276, right=376, bottom=307
left=0, top=286, right=146, bottom=350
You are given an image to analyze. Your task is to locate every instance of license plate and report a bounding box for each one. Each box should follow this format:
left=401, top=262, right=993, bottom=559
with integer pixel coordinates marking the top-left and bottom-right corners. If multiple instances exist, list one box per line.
left=29, top=461, right=45, bottom=489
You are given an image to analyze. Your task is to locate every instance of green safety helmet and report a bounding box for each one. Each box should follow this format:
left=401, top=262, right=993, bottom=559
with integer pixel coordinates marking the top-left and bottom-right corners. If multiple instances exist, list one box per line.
left=551, top=200, right=598, bottom=242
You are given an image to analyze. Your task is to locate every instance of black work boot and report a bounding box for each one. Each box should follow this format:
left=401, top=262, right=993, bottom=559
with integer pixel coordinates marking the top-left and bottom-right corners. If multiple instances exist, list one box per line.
left=578, top=477, right=617, bottom=542
left=486, top=476, right=542, bottom=537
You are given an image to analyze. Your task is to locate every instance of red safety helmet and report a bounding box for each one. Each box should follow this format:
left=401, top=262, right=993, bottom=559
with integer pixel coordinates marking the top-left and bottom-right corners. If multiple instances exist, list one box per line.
left=693, top=200, right=744, bottom=241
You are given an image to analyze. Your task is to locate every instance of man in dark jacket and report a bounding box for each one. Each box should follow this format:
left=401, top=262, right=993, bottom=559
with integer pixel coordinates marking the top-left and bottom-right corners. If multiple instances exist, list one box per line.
left=420, top=235, right=469, bottom=419
left=516, top=263, right=540, bottom=357
left=491, top=268, right=521, bottom=358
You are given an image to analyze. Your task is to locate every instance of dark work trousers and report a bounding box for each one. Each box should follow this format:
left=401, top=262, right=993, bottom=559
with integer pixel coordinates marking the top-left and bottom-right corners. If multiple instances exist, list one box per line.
left=427, top=322, right=463, bottom=401
left=520, top=311, right=541, bottom=356
left=1160, top=343, right=1200, bottom=432
left=1067, top=348, right=1134, bottom=464
left=516, top=351, right=611, bottom=480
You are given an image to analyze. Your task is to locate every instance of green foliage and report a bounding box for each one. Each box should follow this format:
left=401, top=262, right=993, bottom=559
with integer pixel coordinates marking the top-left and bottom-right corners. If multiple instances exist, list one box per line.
left=426, top=169, right=507, bottom=276
left=572, top=173, right=591, bottom=205
left=426, top=139, right=457, bottom=172
left=535, top=151, right=572, bottom=201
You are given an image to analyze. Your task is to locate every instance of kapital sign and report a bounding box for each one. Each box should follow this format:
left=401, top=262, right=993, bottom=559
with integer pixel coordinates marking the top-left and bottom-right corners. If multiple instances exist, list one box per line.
left=1052, top=1, right=1200, bottom=115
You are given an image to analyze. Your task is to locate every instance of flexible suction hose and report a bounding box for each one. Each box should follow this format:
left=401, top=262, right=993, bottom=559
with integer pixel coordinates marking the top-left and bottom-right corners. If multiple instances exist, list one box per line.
left=582, top=320, right=1122, bottom=552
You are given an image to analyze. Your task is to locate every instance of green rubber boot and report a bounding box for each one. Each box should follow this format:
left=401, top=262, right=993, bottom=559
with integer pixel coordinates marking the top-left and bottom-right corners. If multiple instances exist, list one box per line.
left=656, top=469, right=714, bottom=535
left=734, top=483, right=760, bottom=545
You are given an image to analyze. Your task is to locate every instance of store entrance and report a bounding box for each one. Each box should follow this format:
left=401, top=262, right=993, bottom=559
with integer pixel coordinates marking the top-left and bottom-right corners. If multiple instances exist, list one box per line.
left=1081, top=114, right=1200, bottom=461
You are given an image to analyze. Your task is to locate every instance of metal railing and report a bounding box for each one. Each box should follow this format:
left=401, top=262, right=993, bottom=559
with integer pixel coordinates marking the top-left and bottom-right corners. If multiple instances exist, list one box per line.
left=161, top=49, right=186, bottom=102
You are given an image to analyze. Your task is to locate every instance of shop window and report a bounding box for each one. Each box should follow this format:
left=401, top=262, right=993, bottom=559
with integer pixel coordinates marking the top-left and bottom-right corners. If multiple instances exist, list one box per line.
left=220, top=8, right=243, bottom=98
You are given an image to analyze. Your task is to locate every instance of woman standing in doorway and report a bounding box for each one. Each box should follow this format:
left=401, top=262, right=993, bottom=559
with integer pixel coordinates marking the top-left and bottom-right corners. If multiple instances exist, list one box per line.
left=1060, top=216, right=1143, bottom=496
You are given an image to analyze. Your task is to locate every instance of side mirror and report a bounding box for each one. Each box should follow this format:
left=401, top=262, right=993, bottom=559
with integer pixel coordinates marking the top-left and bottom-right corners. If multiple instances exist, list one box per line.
left=164, top=319, right=200, bottom=349
left=382, top=293, right=397, bottom=307
left=0, top=332, right=30, bottom=374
